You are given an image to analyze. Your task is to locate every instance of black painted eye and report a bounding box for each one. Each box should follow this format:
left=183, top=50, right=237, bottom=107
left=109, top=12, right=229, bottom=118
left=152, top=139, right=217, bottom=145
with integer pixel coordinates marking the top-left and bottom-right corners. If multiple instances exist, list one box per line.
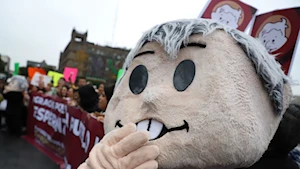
left=173, top=60, right=196, bottom=92
left=129, top=65, right=148, bottom=94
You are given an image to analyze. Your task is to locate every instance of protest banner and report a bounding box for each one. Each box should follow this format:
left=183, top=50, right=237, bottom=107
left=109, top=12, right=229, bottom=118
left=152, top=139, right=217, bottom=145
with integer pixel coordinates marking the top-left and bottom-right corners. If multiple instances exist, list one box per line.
left=26, top=93, right=67, bottom=158
left=24, top=93, right=105, bottom=169
left=198, top=0, right=257, bottom=31
left=64, top=106, right=104, bottom=169
left=250, top=7, right=300, bottom=75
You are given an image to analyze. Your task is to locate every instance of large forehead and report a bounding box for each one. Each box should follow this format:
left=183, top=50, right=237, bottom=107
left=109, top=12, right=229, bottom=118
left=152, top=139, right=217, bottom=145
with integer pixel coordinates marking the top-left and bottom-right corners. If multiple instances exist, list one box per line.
left=136, top=31, right=239, bottom=61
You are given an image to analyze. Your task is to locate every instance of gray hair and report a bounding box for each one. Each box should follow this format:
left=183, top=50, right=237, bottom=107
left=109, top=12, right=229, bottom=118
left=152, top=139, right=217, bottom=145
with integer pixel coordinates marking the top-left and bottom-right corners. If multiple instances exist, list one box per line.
left=118, top=19, right=289, bottom=114
left=9, top=75, right=29, bottom=92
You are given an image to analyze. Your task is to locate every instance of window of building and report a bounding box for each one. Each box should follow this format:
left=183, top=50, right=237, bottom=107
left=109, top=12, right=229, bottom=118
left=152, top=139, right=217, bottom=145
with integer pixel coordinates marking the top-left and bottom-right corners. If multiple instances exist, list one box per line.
left=75, top=37, right=82, bottom=42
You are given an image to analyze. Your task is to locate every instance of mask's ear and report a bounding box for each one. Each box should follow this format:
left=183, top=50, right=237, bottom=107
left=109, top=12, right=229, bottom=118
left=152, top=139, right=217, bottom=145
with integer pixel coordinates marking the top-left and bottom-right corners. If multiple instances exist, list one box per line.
left=281, top=83, right=292, bottom=115
left=20, top=81, right=28, bottom=91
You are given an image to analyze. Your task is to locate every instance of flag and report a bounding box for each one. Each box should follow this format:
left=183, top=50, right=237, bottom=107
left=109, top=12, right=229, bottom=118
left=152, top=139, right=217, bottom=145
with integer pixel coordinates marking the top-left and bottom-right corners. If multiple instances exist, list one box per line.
left=199, top=0, right=257, bottom=31
left=250, top=7, right=300, bottom=75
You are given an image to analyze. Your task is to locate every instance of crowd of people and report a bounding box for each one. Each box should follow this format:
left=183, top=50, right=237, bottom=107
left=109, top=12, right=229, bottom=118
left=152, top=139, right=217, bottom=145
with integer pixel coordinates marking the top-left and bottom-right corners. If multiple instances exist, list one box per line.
left=0, top=75, right=115, bottom=135
left=28, top=77, right=115, bottom=121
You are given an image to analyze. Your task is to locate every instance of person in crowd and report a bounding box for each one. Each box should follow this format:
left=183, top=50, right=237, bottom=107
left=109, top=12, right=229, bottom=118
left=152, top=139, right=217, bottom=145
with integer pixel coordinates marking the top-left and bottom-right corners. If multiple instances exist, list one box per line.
left=0, top=79, right=5, bottom=94
left=37, top=88, right=45, bottom=94
left=67, top=87, right=74, bottom=99
left=98, top=82, right=105, bottom=95
left=60, top=85, right=69, bottom=100
left=44, top=83, right=54, bottom=96
left=0, top=94, right=6, bottom=131
left=3, top=76, right=28, bottom=136
left=31, top=85, right=38, bottom=93
left=26, top=76, right=31, bottom=84
left=56, top=77, right=66, bottom=96
left=98, top=84, right=115, bottom=112
left=77, top=77, right=87, bottom=88
left=25, top=76, right=32, bottom=91
left=93, top=84, right=115, bottom=122
left=78, top=85, right=100, bottom=113
left=67, top=87, right=77, bottom=106
left=58, top=77, right=66, bottom=87
left=71, top=87, right=80, bottom=107
left=0, top=78, right=6, bottom=130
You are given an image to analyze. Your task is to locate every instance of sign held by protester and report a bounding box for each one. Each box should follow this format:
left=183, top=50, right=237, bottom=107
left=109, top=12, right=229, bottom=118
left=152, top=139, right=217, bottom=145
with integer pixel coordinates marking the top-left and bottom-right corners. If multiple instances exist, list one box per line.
left=47, top=71, right=64, bottom=87
left=14, top=62, right=20, bottom=75
left=30, top=72, right=51, bottom=87
left=250, top=7, right=300, bottom=75
left=28, top=67, right=46, bottom=80
left=63, top=67, right=78, bottom=84
left=198, top=0, right=257, bottom=31
left=31, top=72, right=52, bottom=87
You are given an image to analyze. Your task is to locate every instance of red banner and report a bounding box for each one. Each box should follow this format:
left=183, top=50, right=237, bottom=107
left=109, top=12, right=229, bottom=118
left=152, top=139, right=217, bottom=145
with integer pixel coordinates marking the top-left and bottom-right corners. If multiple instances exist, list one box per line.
left=250, top=7, right=300, bottom=75
left=198, top=0, right=257, bottom=31
left=26, top=93, right=104, bottom=169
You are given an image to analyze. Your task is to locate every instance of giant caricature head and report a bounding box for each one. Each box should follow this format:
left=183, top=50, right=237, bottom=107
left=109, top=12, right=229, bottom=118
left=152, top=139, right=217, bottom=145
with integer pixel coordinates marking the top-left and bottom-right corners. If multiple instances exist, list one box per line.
left=104, top=19, right=292, bottom=169
left=5, top=75, right=28, bottom=93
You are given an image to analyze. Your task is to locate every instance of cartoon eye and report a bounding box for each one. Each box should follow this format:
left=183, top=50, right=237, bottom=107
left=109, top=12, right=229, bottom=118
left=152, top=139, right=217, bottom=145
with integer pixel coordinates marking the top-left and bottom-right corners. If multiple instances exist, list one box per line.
left=272, top=39, right=275, bottom=43
left=227, top=21, right=229, bottom=24
left=220, top=17, right=222, bottom=20
left=173, top=60, right=196, bottom=92
left=129, top=65, right=148, bottom=95
left=263, top=40, right=266, bottom=43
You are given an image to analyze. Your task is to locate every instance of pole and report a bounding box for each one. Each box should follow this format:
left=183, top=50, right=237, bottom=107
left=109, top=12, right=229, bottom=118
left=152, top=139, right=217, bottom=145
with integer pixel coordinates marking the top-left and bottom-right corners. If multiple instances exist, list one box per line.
left=111, top=0, right=120, bottom=46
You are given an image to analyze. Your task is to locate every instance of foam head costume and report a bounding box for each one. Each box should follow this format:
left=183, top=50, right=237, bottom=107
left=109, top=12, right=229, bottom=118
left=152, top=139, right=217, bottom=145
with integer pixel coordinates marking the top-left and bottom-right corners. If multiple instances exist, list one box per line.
left=3, top=75, right=28, bottom=136
left=4, top=75, right=28, bottom=93
left=79, top=19, right=292, bottom=169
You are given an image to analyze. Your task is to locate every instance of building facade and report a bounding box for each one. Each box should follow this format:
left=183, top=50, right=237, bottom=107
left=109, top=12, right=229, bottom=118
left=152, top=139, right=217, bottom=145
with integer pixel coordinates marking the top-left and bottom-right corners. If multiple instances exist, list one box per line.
left=58, top=29, right=129, bottom=82
left=0, top=54, right=10, bottom=72
left=27, top=60, right=56, bottom=70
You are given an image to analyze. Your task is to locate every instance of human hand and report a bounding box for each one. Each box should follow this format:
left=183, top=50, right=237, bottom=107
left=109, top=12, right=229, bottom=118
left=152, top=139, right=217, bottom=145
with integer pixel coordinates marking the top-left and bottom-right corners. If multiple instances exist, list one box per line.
left=78, top=123, right=160, bottom=169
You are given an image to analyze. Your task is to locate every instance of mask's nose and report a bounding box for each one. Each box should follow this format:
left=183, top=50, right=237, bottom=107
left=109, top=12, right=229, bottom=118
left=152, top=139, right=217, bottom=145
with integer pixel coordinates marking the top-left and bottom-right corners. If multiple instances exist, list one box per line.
left=141, top=86, right=171, bottom=111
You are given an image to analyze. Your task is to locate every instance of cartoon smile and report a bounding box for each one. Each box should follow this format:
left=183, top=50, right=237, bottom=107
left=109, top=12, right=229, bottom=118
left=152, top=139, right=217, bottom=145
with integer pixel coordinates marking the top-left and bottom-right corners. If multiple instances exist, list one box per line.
left=115, top=119, right=189, bottom=140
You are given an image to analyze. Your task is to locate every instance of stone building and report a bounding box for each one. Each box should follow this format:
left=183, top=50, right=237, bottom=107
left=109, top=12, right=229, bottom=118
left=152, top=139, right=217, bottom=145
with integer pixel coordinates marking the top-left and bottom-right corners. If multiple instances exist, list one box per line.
left=0, top=55, right=10, bottom=72
left=58, top=29, right=129, bottom=82
left=27, top=60, right=56, bottom=70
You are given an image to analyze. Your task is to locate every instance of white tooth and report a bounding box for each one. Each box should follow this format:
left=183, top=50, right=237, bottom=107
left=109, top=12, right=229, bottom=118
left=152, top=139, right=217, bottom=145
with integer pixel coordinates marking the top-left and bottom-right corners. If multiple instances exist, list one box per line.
left=136, top=119, right=164, bottom=140
left=136, top=120, right=149, bottom=131
left=149, top=120, right=163, bottom=140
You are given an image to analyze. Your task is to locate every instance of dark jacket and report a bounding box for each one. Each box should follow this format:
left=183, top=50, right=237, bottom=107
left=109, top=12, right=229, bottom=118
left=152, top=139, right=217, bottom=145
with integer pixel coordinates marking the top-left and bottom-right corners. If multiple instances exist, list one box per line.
left=78, top=85, right=101, bottom=113
left=3, top=91, right=24, bottom=115
left=3, top=91, right=25, bottom=135
left=246, top=104, right=300, bottom=169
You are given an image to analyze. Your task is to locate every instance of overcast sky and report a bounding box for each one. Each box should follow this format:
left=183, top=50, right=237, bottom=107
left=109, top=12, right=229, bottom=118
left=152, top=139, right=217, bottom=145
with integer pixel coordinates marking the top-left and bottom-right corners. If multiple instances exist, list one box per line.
left=0, top=0, right=299, bottom=94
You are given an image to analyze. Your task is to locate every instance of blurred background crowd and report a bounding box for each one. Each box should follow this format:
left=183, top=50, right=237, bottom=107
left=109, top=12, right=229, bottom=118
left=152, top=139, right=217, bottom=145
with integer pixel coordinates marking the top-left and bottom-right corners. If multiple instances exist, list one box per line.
left=0, top=75, right=115, bottom=134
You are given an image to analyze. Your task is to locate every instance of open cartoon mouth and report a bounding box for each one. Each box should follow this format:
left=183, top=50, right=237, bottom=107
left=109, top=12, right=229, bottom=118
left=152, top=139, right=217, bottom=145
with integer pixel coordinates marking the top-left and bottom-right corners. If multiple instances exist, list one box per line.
left=115, top=119, right=189, bottom=140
